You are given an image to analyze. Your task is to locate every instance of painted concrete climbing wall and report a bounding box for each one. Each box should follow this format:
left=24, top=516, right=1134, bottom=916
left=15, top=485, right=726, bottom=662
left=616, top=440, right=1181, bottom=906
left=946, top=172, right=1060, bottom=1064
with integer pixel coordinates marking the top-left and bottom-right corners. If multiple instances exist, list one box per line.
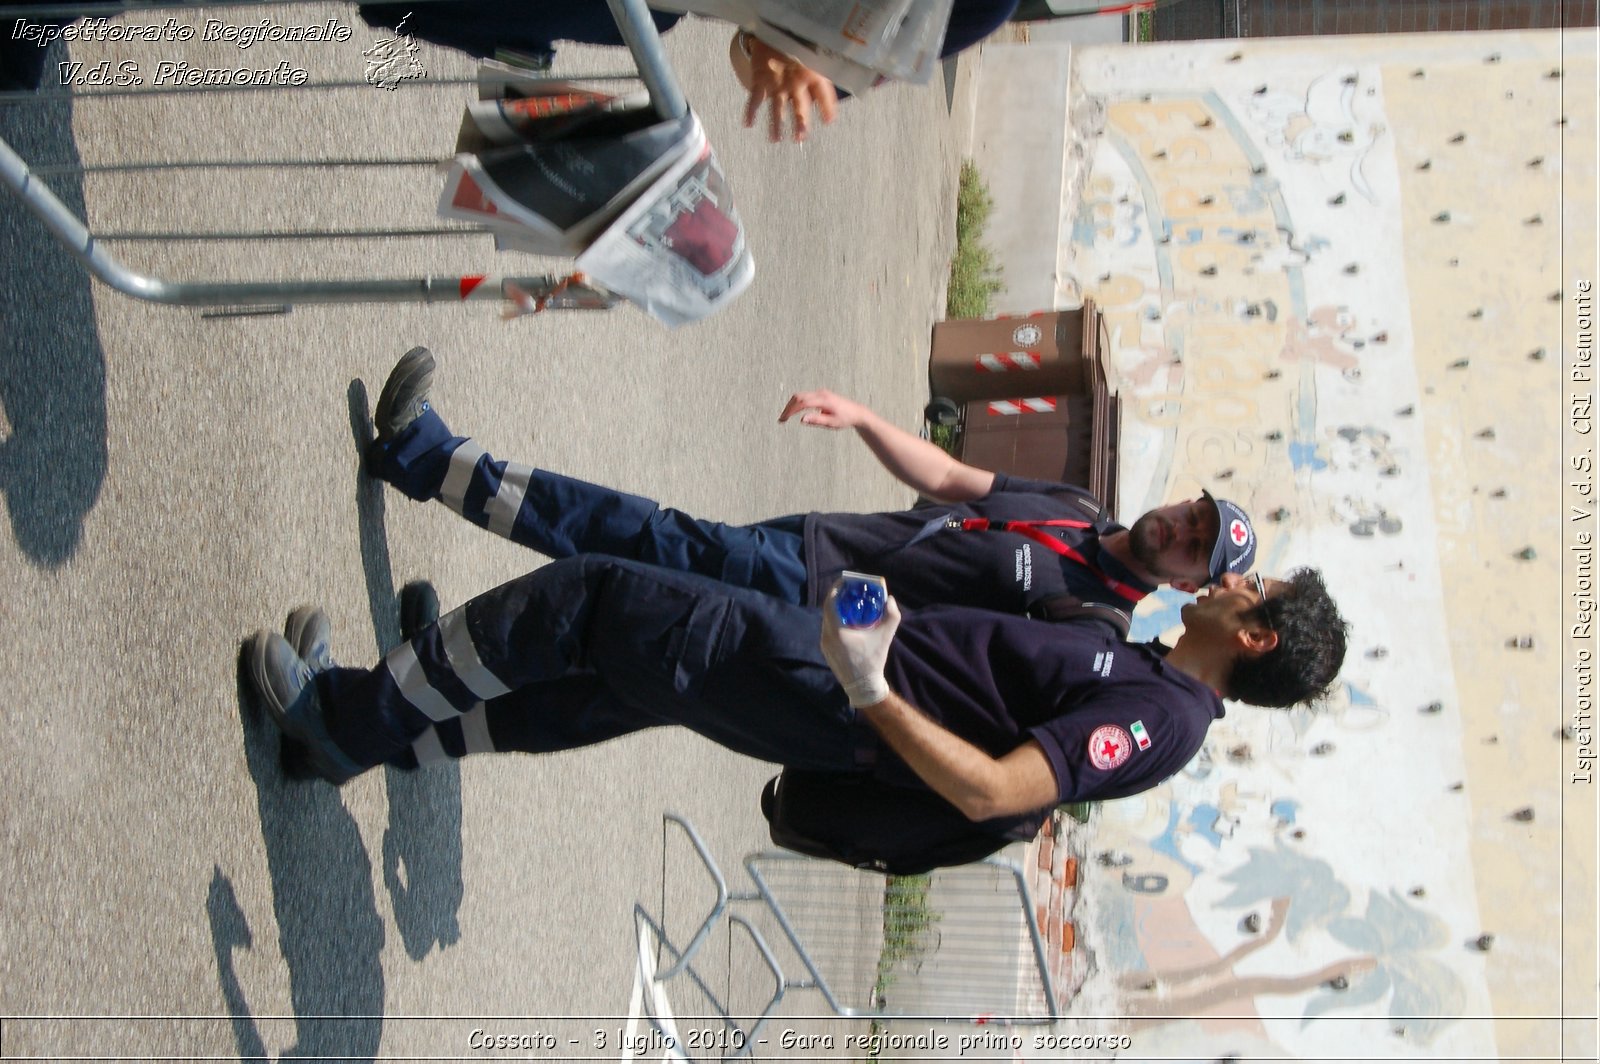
left=1048, top=29, right=1595, bottom=1061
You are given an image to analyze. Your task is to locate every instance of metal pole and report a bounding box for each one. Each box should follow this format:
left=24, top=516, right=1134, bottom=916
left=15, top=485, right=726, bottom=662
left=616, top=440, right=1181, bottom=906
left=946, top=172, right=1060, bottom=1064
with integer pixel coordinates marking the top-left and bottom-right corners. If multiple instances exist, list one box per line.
left=3, top=134, right=621, bottom=309
left=605, top=0, right=688, bottom=122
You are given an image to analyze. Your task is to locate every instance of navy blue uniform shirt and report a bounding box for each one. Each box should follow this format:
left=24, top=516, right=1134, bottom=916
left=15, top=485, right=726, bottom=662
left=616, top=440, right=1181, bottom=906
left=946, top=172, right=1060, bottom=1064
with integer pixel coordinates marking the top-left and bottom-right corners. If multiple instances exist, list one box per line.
left=876, top=605, right=1224, bottom=804
left=803, top=473, right=1154, bottom=616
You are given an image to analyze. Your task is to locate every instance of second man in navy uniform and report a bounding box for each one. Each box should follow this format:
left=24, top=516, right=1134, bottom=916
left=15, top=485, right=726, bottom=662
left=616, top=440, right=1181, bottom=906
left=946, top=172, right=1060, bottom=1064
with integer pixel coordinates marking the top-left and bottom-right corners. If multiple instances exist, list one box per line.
left=364, top=347, right=1258, bottom=628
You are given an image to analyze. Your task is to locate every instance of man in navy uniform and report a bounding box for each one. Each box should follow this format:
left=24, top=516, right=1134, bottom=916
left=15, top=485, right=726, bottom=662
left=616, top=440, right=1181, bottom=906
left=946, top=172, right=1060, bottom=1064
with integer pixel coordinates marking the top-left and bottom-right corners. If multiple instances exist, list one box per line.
left=247, top=548, right=1347, bottom=822
left=364, top=347, right=1258, bottom=629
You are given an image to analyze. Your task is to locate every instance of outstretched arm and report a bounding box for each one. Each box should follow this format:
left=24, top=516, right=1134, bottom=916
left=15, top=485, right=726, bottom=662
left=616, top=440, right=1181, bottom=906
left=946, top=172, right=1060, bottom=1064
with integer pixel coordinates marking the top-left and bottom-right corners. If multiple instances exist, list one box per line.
left=780, top=389, right=996, bottom=503
left=820, top=589, right=1058, bottom=821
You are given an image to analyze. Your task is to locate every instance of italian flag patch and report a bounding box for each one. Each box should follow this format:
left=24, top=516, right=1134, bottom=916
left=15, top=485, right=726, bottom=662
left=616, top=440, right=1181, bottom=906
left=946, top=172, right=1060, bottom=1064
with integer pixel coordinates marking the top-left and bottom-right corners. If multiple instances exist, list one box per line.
left=1130, top=720, right=1152, bottom=751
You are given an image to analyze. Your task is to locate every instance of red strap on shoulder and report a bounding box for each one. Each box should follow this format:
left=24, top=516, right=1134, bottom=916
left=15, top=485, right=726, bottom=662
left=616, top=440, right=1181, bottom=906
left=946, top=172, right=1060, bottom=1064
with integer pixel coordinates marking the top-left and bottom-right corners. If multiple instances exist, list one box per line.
left=956, top=519, right=1147, bottom=605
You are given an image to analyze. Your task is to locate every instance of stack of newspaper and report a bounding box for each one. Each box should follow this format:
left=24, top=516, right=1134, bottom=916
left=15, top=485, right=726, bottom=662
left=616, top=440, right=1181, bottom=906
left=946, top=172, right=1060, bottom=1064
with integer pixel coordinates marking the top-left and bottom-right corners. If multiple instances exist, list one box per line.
left=671, top=0, right=954, bottom=93
left=438, top=64, right=754, bottom=327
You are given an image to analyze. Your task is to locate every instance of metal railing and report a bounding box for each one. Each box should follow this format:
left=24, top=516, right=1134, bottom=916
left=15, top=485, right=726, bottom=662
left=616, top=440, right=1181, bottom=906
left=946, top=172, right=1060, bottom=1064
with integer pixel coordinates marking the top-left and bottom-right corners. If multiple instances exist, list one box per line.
left=0, top=0, right=681, bottom=313
left=631, top=814, right=1060, bottom=1061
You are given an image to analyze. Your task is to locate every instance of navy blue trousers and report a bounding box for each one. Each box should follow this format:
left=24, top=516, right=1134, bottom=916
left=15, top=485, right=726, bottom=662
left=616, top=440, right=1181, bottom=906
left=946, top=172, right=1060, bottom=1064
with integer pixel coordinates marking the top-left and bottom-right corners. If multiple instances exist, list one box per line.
left=315, top=556, right=864, bottom=774
left=371, top=408, right=809, bottom=602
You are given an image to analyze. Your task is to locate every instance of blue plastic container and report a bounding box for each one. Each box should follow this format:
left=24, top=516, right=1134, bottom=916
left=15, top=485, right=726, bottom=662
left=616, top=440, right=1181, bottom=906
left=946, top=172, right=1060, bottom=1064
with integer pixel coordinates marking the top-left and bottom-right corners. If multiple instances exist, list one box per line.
left=835, top=572, right=887, bottom=629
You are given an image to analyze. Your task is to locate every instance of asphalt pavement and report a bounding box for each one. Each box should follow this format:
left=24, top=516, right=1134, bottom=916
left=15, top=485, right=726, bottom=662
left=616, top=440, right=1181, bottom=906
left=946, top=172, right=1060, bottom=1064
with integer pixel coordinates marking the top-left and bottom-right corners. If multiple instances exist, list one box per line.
left=0, top=9, right=978, bottom=1058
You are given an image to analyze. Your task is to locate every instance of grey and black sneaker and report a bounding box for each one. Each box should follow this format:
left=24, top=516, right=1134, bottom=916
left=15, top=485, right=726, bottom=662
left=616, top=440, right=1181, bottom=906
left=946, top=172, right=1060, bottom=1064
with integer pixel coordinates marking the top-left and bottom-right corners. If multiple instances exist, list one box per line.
left=284, top=606, right=335, bottom=672
left=372, top=345, right=436, bottom=444
left=247, top=629, right=362, bottom=785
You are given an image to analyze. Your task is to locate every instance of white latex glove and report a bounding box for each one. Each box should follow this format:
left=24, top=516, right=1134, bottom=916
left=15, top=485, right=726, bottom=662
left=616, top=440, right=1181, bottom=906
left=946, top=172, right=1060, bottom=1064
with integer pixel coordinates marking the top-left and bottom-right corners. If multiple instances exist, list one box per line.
left=820, top=583, right=903, bottom=708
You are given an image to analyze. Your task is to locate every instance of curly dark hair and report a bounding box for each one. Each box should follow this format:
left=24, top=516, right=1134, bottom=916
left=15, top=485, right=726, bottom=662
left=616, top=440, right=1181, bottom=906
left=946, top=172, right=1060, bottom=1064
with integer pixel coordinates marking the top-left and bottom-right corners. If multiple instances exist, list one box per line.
left=1228, top=567, right=1349, bottom=708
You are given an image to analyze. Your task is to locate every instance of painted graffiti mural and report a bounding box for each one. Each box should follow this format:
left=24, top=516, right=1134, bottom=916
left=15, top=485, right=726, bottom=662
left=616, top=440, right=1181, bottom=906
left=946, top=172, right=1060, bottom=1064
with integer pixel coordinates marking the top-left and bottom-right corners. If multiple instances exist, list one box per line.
left=1051, top=32, right=1589, bottom=1061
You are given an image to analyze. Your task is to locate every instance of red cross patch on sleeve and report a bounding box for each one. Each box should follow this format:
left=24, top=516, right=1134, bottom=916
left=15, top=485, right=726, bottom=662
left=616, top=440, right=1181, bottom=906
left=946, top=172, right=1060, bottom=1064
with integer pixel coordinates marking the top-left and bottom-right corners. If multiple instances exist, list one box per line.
left=1087, top=725, right=1132, bottom=771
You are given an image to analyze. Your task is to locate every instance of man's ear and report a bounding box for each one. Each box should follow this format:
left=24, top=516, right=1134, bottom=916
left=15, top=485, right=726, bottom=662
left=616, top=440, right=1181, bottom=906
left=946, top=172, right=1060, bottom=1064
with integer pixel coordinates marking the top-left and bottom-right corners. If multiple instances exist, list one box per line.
left=1238, top=625, right=1279, bottom=657
left=1171, top=578, right=1201, bottom=594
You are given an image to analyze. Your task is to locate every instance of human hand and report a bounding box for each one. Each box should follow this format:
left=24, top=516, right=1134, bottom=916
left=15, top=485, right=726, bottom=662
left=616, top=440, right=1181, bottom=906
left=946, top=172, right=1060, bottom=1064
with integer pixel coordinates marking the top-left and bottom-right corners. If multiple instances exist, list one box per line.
left=730, top=30, right=839, bottom=143
left=820, top=582, right=901, bottom=708
left=778, top=389, right=872, bottom=430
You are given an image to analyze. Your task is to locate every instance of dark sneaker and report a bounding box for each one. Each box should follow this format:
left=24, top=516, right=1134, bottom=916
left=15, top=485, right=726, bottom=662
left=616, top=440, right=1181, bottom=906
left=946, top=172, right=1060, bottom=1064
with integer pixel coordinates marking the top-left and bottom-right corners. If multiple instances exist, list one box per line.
left=246, top=630, right=363, bottom=785
left=400, top=581, right=440, bottom=641
left=372, top=346, right=436, bottom=444
left=284, top=606, right=335, bottom=672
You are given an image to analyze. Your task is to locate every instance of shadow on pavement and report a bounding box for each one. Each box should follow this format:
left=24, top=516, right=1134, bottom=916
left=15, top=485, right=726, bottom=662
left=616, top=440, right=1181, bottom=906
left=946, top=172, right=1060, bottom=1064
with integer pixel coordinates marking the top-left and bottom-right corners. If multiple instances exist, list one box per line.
left=350, top=380, right=465, bottom=960
left=0, top=58, right=108, bottom=567
left=210, top=650, right=386, bottom=1061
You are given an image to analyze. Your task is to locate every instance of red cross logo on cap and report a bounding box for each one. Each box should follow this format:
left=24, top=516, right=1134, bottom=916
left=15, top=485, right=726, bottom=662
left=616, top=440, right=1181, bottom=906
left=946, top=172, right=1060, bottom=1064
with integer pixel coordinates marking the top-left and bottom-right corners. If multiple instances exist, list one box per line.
left=1230, top=518, right=1249, bottom=546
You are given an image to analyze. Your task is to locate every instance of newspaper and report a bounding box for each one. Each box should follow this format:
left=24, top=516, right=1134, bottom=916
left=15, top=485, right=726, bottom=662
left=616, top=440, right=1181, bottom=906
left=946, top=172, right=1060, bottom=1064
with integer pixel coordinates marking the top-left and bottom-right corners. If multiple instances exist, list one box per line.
left=438, top=69, right=695, bottom=258
left=437, top=63, right=752, bottom=326
left=576, top=112, right=755, bottom=328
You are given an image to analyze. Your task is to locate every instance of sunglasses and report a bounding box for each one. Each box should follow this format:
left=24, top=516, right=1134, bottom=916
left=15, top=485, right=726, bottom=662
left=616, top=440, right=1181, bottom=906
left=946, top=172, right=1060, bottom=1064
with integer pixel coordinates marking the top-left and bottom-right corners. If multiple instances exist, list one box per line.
left=1252, top=572, right=1275, bottom=632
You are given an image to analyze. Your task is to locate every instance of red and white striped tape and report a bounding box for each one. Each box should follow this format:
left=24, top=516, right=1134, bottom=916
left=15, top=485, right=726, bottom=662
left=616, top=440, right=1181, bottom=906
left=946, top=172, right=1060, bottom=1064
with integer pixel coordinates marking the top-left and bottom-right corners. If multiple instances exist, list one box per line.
left=974, top=352, right=1043, bottom=373
left=986, top=397, right=1058, bottom=416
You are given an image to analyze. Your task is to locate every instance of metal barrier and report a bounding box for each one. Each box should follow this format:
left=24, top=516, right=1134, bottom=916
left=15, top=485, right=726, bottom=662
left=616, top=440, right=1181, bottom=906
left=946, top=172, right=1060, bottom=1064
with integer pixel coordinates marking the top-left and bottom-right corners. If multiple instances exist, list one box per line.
left=632, top=814, right=1060, bottom=1061
left=744, top=852, right=1058, bottom=1025
left=0, top=0, right=680, bottom=314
